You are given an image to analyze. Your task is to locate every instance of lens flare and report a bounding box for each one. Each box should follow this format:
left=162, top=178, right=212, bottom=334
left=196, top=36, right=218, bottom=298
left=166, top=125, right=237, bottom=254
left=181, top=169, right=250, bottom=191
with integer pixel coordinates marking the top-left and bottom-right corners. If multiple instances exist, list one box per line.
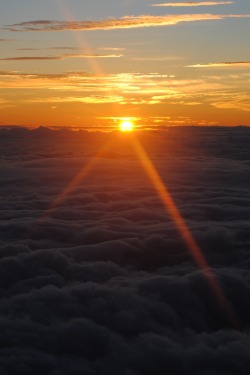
left=131, top=135, right=240, bottom=330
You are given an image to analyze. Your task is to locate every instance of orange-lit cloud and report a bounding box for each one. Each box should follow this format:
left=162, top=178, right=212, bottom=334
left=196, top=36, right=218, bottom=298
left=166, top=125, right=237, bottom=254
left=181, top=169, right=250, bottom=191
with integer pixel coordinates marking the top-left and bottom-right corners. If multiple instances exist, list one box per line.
left=95, top=115, right=207, bottom=128
left=0, top=70, right=249, bottom=117
left=209, top=93, right=250, bottom=112
left=99, top=47, right=125, bottom=51
left=0, top=99, right=8, bottom=106
left=6, top=13, right=250, bottom=32
left=188, top=61, right=250, bottom=68
left=29, top=95, right=124, bottom=104
left=97, top=116, right=141, bottom=121
left=151, top=1, right=234, bottom=7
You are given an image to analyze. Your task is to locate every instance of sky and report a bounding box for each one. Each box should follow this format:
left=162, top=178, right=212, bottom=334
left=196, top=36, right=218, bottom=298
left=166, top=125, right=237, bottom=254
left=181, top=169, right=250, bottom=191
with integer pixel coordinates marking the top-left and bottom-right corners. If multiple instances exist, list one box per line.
left=0, top=0, right=250, bottom=129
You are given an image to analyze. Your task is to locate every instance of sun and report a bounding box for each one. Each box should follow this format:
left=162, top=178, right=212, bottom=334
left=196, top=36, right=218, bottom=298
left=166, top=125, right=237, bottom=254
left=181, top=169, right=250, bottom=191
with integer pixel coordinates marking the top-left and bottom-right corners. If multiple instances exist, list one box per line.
left=119, top=120, right=134, bottom=132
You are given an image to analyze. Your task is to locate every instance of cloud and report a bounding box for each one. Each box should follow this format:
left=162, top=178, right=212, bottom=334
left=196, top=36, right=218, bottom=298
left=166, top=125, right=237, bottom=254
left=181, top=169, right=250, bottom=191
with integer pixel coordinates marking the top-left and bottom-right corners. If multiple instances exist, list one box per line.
left=151, top=1, right=234, bottom=7
left=0, top=127, right=250, bottom=374
left=65, top=53, right=123, bottom=59
left=0, top=99, right=9, bottom=107
left=5, top=13, right=250, bottom=32
left=18, top=46, right=80, bottom=51
left=0, top=70, right=69, bottom=79
left=0, top=38, right=15, bottom=43
left=0, top=56, right=61, bottom=61
left=29, top=95, right=125, bottom=104
left=210, top=93, right=250, bottom=112
left=99, top=47, right=125, bottom=51
left=0, top=69, right=249, bottom=113
left=188, top=61, right=250, bottom=68
left=0, top=53, right=123, bottom=61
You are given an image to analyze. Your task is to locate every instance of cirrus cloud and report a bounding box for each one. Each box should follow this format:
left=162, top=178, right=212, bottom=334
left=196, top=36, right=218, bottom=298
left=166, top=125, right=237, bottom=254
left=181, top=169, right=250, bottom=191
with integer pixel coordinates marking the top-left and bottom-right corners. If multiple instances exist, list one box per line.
left=5, top=13, right=250, bottom=32
left=0, top=53, right=123, bottom=61
left=188, top=61, right=250, bottom=68
left=151, top=1, right=234, bottom=7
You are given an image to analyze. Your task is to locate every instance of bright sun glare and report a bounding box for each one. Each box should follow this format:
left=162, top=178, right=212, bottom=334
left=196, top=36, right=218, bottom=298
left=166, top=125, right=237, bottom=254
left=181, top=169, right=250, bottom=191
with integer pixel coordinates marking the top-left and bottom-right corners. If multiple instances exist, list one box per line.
left=119, top=120, right=134, bottom=132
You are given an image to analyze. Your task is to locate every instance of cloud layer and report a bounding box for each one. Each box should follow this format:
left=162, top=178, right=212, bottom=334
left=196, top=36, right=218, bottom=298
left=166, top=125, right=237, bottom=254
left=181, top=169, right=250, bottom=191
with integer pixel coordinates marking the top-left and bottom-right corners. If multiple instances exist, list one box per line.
left=0, top=69, right=249, bottom=116
left=0, top=127, right=250, bottom=374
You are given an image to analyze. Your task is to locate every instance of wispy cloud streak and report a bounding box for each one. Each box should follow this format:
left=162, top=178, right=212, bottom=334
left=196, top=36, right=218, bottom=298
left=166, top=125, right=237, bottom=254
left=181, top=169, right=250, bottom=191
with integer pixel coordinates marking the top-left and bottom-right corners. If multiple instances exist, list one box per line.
left=0, top=53, right=122, bottom=61
left=151, top=2, right=234, bottom=7
left=188, top=61, right=250, bottom=68
left=5, top=13, right=250, bottom=32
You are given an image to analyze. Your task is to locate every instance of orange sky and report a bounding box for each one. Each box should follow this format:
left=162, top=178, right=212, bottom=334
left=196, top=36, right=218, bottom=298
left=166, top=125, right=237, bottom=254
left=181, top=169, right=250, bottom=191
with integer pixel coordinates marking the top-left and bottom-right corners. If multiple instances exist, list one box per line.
left=0, top=0, right=249, bottom=129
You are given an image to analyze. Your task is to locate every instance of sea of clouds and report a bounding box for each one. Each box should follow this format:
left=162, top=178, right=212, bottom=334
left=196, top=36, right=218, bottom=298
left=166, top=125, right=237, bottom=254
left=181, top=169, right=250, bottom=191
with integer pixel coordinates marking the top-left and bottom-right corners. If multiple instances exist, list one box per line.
left=0, top=126, right=250, bottom=374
